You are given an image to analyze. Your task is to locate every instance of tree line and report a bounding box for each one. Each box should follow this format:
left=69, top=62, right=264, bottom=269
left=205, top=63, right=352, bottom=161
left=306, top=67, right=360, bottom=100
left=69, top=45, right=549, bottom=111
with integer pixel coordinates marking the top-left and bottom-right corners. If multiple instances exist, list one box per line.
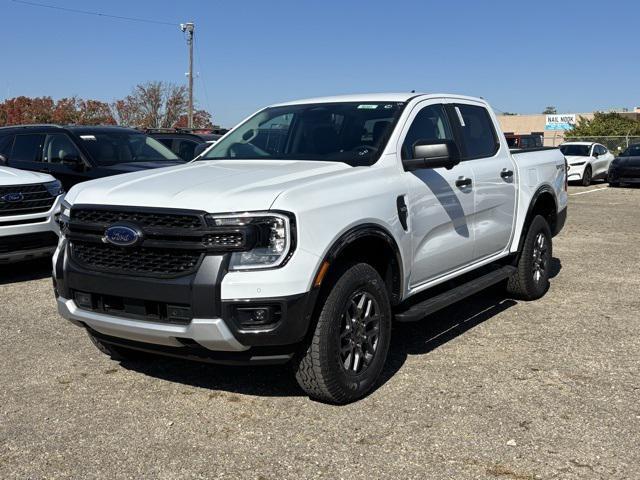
left=0, top=81, right=214, bottom=129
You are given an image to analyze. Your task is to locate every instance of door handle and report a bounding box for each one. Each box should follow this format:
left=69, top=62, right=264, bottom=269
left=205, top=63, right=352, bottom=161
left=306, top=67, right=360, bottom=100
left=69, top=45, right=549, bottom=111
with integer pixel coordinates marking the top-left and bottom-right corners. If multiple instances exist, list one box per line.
left=500, top=168, right=514, bottom=179
left=455, top=177, right=472, bottom=188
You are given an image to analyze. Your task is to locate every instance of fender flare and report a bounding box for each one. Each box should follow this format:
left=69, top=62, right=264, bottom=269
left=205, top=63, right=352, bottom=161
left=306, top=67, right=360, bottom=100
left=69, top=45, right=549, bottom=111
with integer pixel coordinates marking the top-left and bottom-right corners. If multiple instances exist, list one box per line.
left=516, top=184, right=558, bottom=254
left=316, top=223, right=405, bottom=304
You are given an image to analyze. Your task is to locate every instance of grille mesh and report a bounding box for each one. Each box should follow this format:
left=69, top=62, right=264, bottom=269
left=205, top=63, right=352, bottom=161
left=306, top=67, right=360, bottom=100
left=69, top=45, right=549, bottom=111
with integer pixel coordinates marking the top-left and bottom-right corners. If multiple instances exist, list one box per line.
left=71, top=241, right=202, bottom=277
left=0, top=184, right=55, bottom=217
left=71, top=209, right=204, bottom=229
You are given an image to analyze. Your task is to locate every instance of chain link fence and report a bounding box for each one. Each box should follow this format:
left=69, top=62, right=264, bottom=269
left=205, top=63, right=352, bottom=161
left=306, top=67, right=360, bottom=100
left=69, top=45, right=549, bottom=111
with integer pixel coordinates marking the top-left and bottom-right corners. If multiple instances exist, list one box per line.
left=546, top=135, right=640, bottom=153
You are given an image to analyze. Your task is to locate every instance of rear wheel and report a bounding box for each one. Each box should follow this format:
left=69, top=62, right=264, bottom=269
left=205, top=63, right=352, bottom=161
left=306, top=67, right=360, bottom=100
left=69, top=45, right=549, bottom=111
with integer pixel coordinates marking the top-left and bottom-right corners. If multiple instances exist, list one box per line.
left=294, top=263, right=392, bottom=404
left=581, top=165, right=592, bottom=186
left=507, top=215, right=552, bottom=300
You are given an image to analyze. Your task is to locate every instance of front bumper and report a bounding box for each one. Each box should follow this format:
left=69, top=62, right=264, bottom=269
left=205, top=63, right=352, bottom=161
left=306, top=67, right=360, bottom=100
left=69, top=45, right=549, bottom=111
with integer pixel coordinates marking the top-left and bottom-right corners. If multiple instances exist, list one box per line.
left=609, top=167, right=640, bottom=184
left=57, top=295, right=248, bottom=351
left=54, top=238, right=319, bottom=360
left=0, top=195, right=62, bottom=263
left=567, top=163, right=587, bottom=181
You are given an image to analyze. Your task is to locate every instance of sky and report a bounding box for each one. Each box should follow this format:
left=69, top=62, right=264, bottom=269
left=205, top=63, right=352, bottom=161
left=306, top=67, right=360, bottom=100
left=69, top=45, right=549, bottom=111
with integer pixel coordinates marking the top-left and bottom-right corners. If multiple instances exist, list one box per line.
left=2, top=0, right=639, bottom=127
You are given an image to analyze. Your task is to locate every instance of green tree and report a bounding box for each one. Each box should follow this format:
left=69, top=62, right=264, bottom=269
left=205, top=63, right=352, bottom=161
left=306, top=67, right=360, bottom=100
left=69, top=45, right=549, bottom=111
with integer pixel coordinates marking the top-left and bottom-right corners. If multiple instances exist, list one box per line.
left=565, top=112, right=640, bottom=137
left=542, top=106, right=557, bottom=114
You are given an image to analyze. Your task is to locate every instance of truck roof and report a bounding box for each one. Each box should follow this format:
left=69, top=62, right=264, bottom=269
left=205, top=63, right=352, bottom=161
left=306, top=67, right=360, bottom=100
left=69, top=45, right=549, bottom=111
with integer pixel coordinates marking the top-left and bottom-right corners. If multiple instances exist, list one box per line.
left=272, top=93, right=486, bottom=107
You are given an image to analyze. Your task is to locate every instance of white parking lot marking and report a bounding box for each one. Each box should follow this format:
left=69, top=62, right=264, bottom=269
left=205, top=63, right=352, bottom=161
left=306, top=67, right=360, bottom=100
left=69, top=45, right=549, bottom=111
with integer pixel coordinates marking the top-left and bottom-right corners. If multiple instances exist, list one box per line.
left=570, top=187, right=609, bottom=196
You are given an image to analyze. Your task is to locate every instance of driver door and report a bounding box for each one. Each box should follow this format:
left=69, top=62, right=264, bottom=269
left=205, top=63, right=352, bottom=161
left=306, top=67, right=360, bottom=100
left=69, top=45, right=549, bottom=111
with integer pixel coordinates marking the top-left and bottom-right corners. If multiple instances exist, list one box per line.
left=400, top=100, right=476, bottom=289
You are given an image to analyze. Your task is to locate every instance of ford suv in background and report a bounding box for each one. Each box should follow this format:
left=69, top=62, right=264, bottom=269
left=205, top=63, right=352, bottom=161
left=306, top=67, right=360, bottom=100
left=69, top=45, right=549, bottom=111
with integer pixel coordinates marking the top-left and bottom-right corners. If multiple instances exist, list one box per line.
left=1, top=165, right=63, bottom=264
left=559, top=141, right=614, bottom=186
left=55, top=93, right=567, bottom=403
left=147, top=128, right=224, bottom=161
left=0, top=125, right=184, bottom=190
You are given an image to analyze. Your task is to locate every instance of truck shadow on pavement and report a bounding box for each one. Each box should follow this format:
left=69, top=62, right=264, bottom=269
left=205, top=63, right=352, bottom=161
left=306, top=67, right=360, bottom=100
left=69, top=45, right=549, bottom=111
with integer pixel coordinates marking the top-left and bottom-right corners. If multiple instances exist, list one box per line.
left=118, top=258, right=561, bottom=400
left=0, top=258, right=52, bottom=285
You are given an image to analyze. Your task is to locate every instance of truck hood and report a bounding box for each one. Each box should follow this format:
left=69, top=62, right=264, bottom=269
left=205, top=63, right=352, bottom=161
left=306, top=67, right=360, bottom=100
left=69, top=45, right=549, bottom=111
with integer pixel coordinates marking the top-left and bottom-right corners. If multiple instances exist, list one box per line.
left=66, top=159, right=351, bottom=212
left=0, top=166, right=54, bottom=186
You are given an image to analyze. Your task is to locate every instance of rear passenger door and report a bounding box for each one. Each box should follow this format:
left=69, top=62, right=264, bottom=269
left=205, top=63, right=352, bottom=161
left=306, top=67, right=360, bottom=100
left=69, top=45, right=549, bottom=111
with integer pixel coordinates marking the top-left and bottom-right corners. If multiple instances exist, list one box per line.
left=450, top=101, right=517, bottom=261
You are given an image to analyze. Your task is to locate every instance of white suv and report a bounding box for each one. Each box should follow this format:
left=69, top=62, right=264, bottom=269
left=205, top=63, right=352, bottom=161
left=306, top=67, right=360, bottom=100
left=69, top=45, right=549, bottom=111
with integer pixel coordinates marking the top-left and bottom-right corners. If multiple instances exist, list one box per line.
left=55, top=93, right=567, bottom=403
left=1, top=166, right=63, bottom=264
left=560, top=142, right=614, bottom=186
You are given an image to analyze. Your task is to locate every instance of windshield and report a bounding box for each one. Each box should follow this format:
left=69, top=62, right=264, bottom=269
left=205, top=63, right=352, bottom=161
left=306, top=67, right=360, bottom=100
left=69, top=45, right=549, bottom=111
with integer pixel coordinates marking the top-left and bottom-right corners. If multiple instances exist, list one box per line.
left=78, top=133, right=179, bottom=166
left=620, top=144, right=640, bottom=157
left=201, top=102, right=405, bottom=166
left=560, top=144, right=591, bottom=157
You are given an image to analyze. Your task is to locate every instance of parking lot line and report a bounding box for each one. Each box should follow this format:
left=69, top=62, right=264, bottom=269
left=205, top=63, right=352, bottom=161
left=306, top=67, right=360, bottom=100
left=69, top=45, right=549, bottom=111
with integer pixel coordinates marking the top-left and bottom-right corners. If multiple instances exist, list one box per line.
left=570, top=186, right=609, bottom=196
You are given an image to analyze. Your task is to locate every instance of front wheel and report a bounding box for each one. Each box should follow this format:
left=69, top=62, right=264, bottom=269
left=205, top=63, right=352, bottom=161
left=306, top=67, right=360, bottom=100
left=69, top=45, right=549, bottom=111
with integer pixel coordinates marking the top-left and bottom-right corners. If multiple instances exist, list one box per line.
left=507, top=215, right=553, bottom=300
left=294, top=263, right=392, bottom=404
left=581, top=165, right=592, bottom=186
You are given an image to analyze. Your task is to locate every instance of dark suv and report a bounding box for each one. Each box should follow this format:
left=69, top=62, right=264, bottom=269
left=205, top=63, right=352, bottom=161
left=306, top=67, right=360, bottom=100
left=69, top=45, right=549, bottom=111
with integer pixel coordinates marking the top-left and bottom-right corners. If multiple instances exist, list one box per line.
left=0, top=125, right=184, bottom=190
left=147, top=129, right=225, bottom=161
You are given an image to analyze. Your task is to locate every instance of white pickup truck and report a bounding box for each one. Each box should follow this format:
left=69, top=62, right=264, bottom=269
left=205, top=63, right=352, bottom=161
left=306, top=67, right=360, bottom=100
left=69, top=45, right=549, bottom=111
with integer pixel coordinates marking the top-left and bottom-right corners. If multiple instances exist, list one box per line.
left=1, top=166, right=63, bottom=264
left=55, top=93, right=567, bottom=403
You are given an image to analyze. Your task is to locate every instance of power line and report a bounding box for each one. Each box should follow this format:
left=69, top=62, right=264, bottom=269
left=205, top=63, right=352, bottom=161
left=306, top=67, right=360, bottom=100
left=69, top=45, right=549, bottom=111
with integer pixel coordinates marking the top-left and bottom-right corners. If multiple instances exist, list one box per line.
left=10, top=0, right=176, bottom=26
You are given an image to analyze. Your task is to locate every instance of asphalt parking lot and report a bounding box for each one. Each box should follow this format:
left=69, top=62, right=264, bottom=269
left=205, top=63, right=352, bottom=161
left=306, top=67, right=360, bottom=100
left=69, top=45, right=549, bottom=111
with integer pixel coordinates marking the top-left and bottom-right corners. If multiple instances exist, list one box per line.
left=1, top=183, right=639, bottom=479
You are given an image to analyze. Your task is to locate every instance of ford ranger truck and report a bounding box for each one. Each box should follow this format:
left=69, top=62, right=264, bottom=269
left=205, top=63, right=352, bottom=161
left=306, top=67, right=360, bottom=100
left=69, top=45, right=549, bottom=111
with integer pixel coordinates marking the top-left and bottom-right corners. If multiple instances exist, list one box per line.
left=1, top=166, right=63, bottom=264
left=54, top=94, right=567, bottom=404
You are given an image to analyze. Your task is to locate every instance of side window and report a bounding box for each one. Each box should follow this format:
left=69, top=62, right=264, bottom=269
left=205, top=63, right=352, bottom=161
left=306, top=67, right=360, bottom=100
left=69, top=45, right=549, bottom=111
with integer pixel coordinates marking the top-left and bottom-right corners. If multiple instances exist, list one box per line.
left=454, top=104, right=499, bottom=159
left=43, top=134, right=82, bottom=164
left=175, top=139, right=197, bottom=160
left=0, top=135, right=14, bottom=157
left=156, top=138, right=174, bottom=149
left=11, top=134, right=45, bottom=162
left=402, top=104, right=453, bottom=159
left=599, top=145, right=607, bottom=155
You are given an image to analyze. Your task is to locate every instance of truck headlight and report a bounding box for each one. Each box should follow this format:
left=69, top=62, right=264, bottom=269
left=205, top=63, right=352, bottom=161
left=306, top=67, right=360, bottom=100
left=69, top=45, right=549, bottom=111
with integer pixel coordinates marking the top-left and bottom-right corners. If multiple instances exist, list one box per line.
left=45, top=180, right=64, bottom=196
left=58, top=200, right=72, bottom=234
left=205, top=212, right=294, bottom=270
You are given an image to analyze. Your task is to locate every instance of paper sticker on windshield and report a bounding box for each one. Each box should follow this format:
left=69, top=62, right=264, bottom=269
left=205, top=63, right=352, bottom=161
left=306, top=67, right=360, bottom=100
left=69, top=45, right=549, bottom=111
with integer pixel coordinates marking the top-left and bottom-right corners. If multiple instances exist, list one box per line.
left=80, top=135, right=96, bottom=141
left=357, top=104, right=379, bottom=109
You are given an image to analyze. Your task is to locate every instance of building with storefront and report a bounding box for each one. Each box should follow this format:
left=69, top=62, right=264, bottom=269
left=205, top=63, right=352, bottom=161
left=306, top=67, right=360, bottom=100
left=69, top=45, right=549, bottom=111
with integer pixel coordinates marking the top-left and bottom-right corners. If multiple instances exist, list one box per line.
left=497, top=108, right=640, bottom=146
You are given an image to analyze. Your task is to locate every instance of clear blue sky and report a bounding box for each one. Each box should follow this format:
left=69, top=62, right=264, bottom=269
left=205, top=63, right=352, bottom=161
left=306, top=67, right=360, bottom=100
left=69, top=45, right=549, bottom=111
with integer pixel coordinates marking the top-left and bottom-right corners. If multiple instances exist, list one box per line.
left=2, top=0, right=639, bottom=127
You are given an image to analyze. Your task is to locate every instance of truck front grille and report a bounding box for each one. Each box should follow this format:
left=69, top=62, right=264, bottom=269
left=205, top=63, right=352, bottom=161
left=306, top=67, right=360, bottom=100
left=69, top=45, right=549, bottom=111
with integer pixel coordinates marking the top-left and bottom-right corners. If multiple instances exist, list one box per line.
left=71, top=241, right=203, bottom=277
left=71, top=209, right=204, bottom=229
left=66, top=207, right=250, bottom=278
left=0, top=184, right=56, bottom=217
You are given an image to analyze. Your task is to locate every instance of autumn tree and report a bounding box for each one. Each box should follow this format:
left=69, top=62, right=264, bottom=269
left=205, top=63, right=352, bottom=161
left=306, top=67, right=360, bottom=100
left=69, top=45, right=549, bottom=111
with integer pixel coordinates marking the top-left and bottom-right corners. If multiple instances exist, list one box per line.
left=0, top=80, right=214, bottom=128
left=111, top=81, right=191, bottom=128
left=174, top=109, right=213, bottom=129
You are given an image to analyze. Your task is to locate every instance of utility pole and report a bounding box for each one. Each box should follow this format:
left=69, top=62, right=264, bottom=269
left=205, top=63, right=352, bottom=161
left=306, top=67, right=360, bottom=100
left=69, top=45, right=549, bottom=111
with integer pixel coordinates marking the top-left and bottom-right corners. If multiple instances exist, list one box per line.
left=180, top=22, right=195, bottom=128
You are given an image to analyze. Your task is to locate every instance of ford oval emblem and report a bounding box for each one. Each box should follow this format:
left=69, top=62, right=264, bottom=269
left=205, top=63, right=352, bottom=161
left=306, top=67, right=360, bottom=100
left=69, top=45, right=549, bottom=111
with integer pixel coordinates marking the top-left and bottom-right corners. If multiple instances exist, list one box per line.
left=1, top=192, right=24, bottom=203
left=102, top=224, right=143, bottom=247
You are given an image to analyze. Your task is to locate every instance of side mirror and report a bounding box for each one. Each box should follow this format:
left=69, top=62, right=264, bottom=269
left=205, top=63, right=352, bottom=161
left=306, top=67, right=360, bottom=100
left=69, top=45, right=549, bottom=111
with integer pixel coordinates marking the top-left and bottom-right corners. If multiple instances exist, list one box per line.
left=403, top=140, right=460, bottom=171
left=0, top=154, right=7, bottom=165
left=62, top=156, right=85, bottom=171
left=193, top=143, right=208, bottom=159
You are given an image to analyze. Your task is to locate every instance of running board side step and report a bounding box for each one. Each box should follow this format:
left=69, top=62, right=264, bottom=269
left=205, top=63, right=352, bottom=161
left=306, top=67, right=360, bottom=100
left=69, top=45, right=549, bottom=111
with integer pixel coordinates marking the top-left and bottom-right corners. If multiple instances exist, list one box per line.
left=394, top=265, right=516, bottom=323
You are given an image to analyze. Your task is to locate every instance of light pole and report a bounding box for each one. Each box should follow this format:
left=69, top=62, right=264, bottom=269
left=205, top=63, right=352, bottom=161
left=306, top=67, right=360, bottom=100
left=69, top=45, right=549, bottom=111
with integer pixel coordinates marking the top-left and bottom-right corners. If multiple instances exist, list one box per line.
left=180, top=22, right=195, bottom=128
